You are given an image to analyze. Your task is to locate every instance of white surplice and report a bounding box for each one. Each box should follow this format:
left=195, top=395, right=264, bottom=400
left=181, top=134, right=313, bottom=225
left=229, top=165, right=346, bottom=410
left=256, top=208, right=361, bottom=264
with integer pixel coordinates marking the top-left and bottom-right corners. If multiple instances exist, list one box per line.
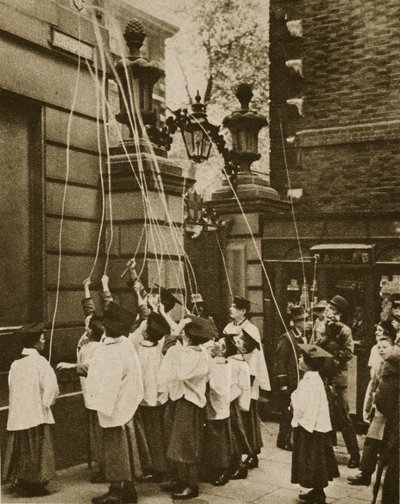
left=224, top=319, right=271, bottom=398
left=158, top=341, right=209, bottom=408
left=206, top=357, right=232, bottom=420
left=86, top=336, right=143, bottom=428
left=137, top=339, right=168, bottom=407
left=291, top=370, right=332, bottom=433
left=7, top=348, right=59, bottom=431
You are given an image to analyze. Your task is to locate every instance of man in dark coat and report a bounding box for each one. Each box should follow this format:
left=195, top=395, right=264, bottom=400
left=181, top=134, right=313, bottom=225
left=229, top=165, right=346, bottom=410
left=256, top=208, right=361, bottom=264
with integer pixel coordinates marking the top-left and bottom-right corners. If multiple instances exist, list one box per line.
left=274, top=306, right=308, bottom=450
left=317, top=295, right=360, bottom=468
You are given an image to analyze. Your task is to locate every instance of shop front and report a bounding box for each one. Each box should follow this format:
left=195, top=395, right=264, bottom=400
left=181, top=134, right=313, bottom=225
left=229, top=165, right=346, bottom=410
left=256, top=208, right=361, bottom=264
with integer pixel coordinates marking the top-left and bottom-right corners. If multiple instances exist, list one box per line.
left=263, top=241, right=400, bottom=422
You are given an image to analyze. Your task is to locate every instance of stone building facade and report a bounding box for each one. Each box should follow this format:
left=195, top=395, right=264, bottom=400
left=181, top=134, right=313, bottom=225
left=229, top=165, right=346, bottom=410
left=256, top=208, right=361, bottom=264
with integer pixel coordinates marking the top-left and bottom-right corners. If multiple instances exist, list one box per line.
left=0, top=0, right=180, bottom=468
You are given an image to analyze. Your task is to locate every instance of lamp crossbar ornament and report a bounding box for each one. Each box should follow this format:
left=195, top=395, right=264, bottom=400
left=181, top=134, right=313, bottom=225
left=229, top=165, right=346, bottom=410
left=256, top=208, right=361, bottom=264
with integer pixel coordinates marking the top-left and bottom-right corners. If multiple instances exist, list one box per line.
left=163, top=83, right=267, bottom=182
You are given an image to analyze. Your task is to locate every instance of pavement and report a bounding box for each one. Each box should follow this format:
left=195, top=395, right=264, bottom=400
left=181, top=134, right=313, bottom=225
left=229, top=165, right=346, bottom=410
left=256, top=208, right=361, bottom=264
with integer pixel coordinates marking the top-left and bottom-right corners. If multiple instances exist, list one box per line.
left=1, top=422, right=376, bottom=504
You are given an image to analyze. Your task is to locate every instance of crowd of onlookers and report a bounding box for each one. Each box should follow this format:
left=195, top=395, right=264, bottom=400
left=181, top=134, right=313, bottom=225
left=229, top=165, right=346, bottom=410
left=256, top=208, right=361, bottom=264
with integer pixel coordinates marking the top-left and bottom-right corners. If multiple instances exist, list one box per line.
left=1, top=258, right=399, bottom=504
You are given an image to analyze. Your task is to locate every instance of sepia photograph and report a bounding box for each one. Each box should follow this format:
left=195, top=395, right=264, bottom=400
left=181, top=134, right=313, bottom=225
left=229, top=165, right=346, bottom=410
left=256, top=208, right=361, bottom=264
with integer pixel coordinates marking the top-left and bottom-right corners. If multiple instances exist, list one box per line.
left=0, top=1, right=399, bottom=503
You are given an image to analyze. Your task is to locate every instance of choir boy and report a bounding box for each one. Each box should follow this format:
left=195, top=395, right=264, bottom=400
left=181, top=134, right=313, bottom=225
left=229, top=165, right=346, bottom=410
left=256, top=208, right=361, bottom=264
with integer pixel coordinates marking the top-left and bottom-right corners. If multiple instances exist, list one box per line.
left=86, top=308, right=144, bottom=504
left=224, top=296, right=271, bottom=469
left=291, top=344, right=339, bottom=504
left=3, top=324, right=59, bottom=497
left=158, top=316, right=214, bottom=500
left=136, top=311, right=170, bottom=482
left=203, top=338, right=232, bottom=486
left=226, top=335, right=252, bottom=481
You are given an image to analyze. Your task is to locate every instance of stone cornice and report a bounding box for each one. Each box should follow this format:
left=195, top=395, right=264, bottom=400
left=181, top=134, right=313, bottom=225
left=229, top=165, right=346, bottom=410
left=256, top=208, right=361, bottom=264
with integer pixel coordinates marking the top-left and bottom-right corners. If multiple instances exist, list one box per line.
left=109, top=151, right=194, bottom=195
left=296, top=119, right=400, bottom=147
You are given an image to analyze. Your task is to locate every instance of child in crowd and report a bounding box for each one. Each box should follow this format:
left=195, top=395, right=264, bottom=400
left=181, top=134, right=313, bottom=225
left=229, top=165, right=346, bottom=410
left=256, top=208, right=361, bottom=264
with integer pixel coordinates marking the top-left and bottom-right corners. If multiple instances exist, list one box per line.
left=348, top=326, right=396, bottom=486
left=3, top=324, right=59, bottom=497
left=86, top=306, right=144, bottom=504
left=223, top=297, right=270, bottom=469
left=136, top=311, right=170, bottom=482
left=158, top=316, right=212, bottom=500
left=291, top=344, right=339, bottom=504
left=233, top=328, right=270, bottom=469
left=203, top=337, right=233, bottom=486
left=226, top=334, right=252, bottom=481
left=57, top=277, right=106, bottom=483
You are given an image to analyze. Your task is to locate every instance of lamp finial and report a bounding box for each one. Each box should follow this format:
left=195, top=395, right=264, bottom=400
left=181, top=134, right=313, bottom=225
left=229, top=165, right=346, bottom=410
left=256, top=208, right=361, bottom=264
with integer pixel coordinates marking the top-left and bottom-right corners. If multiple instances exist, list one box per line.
left=235, top=82, right=253, bottom=110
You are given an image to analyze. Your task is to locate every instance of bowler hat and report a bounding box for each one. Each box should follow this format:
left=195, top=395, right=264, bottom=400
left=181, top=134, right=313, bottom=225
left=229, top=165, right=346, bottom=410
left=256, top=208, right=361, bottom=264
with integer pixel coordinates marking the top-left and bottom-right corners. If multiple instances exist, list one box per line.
left=329, top=295, right=349, bottom=314
left=185, top=315, right=219, bottom=341
left=290, top=306, right=308, bottom=322
left=233, top=296, right=251, bottom=314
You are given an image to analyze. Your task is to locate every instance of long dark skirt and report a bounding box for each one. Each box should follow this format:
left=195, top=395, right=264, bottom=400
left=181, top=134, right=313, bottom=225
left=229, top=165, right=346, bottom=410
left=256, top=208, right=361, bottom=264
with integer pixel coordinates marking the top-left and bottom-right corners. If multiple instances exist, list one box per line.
left=241, top=399, right=263, bottom=455
left=229, top=400, right=252, bottom=457
left=102, top=418, right=141, bottom=482
left=139, top=404, right=168, bottom=473
left=133, top=409, right=153, bottom=476
left=203, top=418, right=231, bottom=471
left=165, top=398, right=204, bottom=486
left=2, top=424, right=55, bottom=485
left=291, top=426, right=339, bottom=489
left=88, top=409, right=104, bottom=474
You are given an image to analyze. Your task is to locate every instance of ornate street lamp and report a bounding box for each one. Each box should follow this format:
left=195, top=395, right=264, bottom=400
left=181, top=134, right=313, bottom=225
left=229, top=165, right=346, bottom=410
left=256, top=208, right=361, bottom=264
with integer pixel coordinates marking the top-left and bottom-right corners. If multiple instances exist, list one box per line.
left=179, top=92, right=212, bottom=163
left=165, top=82, right=267, bottom=181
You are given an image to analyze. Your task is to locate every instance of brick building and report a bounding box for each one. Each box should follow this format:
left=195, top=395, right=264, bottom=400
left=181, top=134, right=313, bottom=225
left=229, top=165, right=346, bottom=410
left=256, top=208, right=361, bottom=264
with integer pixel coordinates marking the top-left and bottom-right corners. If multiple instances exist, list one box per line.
left=266, top=0, right=400, bottom=417
left=0, top=0, right=181, bottom=469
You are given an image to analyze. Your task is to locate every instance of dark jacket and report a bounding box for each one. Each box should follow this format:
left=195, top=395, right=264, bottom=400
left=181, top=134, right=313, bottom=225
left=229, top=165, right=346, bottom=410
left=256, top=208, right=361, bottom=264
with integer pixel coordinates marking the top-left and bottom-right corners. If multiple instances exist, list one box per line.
left=318, top=322, right=354, bottom=387
left=274, top=329, right=304, bottom=392
left=375, top=348, right=400, bottom=464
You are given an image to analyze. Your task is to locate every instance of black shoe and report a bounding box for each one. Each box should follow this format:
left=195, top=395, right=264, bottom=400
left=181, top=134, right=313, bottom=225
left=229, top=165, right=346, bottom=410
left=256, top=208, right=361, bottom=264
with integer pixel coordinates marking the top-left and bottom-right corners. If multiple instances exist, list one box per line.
left=212, top=472, right=230, bottom=486
left=299, top=489, right=316, bottom=501
left=160, top=481, right=183, bottom=493
left=172, top=485, right=199, bottom=500
left=299, top=489, right=326, bottom=504
left=347, top=456, right=360, bottom=469
left=277, top=441, right=293, bottom=451
left=90, top=472, right=106, bottom=484
left=121, top=483, right=138, bottom=504
left=313, top=489, right=326, bottom=504
left=230, top=464, right=248, bottom=480
left=243, top=454, right=259, bottom=469
left=91, top=488, right=121, bottom=504
left=347, top=473, right=371, bottom=486
left=16, top=482, right=51, bottom=498
left=18, top=487, right=51, bottom=498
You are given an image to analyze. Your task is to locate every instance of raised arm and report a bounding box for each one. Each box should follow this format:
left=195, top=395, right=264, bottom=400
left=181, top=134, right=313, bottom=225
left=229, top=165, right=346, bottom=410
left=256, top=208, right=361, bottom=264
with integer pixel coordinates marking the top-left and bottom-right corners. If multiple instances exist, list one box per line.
left=101, top=274, right=114, bottom=311
left=81, top=277, right=96, bottom=317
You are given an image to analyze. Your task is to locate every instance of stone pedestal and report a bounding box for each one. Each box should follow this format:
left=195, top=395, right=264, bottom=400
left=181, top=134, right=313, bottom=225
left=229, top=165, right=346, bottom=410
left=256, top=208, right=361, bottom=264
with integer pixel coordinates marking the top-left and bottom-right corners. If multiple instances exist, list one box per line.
left=211, top=171, right=290, bottom=335
left=106, top=143, right=194, bottom=316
